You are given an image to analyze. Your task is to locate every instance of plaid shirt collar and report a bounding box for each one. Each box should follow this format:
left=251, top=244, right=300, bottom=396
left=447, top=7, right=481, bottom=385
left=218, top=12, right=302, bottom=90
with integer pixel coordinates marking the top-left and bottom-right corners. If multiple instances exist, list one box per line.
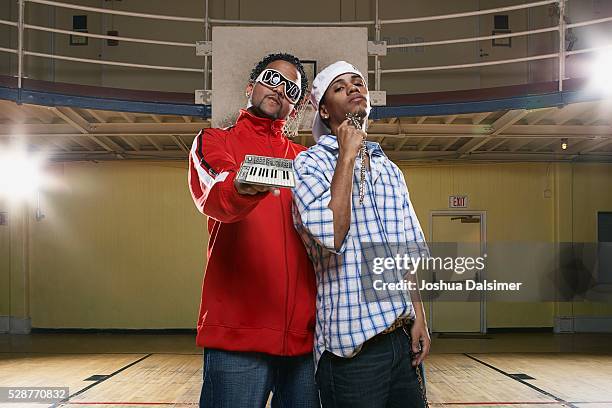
left=317, top=134, right=387, bottom=184
left=317, top=134, right=385, bottom=158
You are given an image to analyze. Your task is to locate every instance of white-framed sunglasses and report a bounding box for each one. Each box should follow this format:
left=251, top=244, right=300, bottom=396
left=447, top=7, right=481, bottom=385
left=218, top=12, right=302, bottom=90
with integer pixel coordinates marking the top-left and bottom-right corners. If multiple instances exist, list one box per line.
left=254, top=68, right=302, bottom=105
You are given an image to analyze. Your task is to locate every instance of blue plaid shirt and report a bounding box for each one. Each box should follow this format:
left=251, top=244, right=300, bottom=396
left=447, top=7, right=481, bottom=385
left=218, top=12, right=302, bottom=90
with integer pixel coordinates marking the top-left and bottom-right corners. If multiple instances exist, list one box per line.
left=292, top=134, right=428, bottom=370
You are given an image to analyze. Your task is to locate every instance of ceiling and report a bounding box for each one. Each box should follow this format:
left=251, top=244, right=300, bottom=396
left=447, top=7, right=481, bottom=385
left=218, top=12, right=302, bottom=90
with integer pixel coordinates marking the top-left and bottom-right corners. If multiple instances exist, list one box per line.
left=1, top=99, right=612, bottom=163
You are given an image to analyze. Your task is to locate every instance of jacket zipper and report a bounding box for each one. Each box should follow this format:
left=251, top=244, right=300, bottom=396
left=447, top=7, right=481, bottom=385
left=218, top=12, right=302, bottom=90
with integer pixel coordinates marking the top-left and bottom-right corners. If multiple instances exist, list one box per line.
left=269, top=126, right=289, bottom=355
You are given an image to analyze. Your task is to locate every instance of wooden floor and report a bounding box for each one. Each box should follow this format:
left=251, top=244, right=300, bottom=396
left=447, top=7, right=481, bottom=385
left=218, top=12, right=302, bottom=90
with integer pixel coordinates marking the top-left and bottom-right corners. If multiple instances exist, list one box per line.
left=1, top=332, right=611, bottom=408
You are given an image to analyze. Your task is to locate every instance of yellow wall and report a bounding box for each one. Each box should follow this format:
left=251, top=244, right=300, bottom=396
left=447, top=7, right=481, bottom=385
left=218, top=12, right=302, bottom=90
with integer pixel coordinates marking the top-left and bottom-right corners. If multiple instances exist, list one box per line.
left=400, top=162, right=612, bottom=329
left=557, top=163, right=612, bottom=319
left=572, top=164, right=612, bottom=241
left=2, top=160, right=610, bottom=330
left=27, top=161, right=207, bottom=328
left=0, top=199, right=9, bottom=318
left=401, top=162, right=555, bottom=242
left=0, top=198, right=30, bottom=330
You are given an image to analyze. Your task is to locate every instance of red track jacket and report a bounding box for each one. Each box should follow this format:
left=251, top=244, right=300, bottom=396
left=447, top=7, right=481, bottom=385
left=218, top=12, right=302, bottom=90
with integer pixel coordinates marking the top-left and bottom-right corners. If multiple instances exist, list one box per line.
left=188, top=109, right=316, bottom=356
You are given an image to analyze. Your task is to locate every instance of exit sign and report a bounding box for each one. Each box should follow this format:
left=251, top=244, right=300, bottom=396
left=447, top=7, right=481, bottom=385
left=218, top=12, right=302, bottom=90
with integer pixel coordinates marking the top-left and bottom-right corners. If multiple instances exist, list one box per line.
left=449, top=195, right=468, bottom=208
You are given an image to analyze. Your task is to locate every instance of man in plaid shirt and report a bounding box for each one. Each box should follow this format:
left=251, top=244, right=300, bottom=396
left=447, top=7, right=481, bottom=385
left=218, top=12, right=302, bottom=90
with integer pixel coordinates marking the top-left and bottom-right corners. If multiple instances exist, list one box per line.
left=292, top=61, right=431, bottom=408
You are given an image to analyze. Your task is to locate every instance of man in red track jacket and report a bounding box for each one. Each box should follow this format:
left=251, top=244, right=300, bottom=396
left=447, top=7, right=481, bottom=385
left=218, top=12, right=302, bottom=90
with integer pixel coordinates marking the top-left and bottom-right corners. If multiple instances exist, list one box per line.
left=188, top=53, right=319, bottom=408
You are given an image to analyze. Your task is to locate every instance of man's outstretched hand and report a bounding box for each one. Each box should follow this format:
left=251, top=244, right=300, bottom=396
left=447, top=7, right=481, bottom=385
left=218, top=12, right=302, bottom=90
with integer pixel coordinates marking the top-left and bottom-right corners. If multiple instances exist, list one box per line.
left=234, top=178, right=280, bottom=196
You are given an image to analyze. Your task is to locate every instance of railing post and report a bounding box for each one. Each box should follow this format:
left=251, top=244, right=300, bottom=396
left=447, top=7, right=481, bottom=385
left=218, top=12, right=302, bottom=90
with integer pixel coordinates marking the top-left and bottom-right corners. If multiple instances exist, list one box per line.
left=374, top=0, right=381, bottom=91
left=558, top=0, right=566, bottom=92
left=17, top=0, right=24, bottom=90
left=203, top=0, right=210, bottom=91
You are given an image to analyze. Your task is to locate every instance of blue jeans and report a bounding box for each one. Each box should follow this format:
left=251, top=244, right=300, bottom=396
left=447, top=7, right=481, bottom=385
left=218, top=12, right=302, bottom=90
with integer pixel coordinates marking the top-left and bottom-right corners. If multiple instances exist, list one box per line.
left=200, top=348, right=320, bottom=408
left=315, top=327, right=428, bottom=408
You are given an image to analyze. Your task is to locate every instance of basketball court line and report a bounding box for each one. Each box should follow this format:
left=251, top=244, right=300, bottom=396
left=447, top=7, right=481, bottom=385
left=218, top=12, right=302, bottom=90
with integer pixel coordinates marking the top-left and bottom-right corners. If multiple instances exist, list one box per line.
left=57, top=400, right=612, bottom=406
left=19, top=352, right=605, bottom=407
left=51, top=354, right=153, bottom=408
left=430, top=402, right=609, bottom=406
left=0, top=351, right=202, bottom=356
left=464, top=353, right=579, bottom=408
left=63, top=403, right=198, bottom=406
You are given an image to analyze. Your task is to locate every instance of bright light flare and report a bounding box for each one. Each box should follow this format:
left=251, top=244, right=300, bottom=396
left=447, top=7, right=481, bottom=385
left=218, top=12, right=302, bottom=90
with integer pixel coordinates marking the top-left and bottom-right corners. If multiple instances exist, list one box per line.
left=0, top=146, right=48, bottom=200
left=586, top=51, right=612, bottom=97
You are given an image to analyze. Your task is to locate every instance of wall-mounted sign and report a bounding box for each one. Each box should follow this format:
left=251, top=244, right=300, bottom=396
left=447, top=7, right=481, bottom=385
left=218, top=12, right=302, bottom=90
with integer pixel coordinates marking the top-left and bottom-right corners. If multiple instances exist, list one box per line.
left=449, top=195, right=468, bottom=208
left=70, top=15, right=88, bottom=46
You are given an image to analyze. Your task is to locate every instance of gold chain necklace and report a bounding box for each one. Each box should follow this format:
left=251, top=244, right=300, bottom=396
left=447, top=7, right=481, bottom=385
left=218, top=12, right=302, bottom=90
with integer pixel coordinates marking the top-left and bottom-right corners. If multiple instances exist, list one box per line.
left=346, top=112, right=429, bottom=406
left=345, top=112, right=367, bottom=205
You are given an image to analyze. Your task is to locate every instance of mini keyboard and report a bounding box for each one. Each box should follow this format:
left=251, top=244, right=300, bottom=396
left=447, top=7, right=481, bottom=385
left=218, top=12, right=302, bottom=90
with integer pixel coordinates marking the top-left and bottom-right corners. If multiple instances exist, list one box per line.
left=236, top=155, right=296, bottom=188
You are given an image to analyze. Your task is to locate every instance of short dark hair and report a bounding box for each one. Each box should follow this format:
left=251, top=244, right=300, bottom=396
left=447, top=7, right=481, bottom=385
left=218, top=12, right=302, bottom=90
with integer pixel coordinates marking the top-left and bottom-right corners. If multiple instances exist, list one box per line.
left=249, top=52, right=308, bottom=103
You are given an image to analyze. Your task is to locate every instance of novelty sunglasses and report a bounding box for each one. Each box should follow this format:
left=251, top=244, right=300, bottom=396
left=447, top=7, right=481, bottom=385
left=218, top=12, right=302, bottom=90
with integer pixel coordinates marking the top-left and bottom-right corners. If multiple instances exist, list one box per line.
left=254, top=68, right=302, bottom=104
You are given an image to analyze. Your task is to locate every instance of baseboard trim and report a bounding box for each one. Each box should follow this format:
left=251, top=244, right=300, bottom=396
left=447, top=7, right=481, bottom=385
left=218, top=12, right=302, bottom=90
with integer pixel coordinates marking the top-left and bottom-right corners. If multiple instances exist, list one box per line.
left=554, top=316, right=612, bottom=333
left=487, top=327, right=554, bottom=334
left=31, top=328, right=196, bottom=335
left=0, top=316, right=32, bottom=334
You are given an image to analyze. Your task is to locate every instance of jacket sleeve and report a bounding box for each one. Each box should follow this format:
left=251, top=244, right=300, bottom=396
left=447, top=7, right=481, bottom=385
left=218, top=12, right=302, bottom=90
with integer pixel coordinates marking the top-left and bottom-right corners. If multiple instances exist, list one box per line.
left=188, top=129, right=267, bottom=223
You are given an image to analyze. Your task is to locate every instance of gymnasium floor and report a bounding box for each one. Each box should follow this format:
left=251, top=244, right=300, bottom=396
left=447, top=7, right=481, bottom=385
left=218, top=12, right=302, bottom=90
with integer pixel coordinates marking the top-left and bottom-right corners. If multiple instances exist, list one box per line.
left=1, top=332, right=611, bottom=407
